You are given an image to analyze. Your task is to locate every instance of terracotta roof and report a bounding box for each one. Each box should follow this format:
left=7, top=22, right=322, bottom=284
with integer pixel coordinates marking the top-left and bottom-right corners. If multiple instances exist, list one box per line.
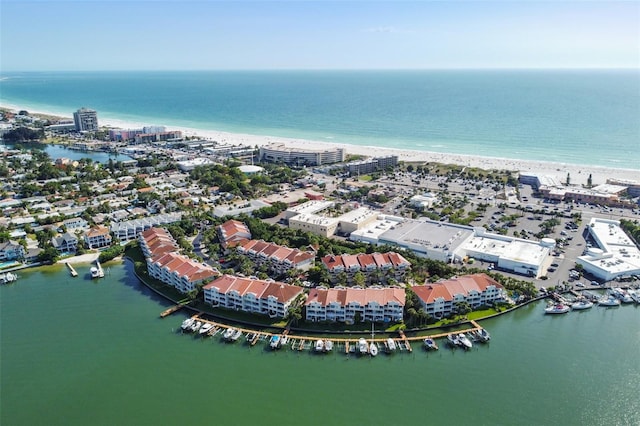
left=412, top=274, right=503, bottom=304
left=305, top=287, right=405, bottom=307
left=204, top=275, right=302, bottom=303
left=85, top=225, right=110, bottom=238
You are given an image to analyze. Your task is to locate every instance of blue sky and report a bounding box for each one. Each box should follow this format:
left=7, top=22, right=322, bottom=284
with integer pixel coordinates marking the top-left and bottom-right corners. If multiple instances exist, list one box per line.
left=1, top=1, right=638, bottom=71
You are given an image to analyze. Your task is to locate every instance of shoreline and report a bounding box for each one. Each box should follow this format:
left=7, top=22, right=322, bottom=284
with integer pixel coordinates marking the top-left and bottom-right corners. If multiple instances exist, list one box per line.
left=2, top=102, right=638, bottom=187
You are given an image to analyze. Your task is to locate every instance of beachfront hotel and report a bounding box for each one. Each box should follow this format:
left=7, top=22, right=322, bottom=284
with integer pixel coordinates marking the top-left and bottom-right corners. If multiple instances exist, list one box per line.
left=73, top=107, right=98, bottom=132
left=203, top=274, right=303, bottom=319
left=235, top=239, right=315, bottom=274
left=321, top=252, right=411, bottom=285
left=259, top=142, right=345, bottom=166
left=304, top=287, right=405, bottom=323
left=412, top=274, right=506, bottom=318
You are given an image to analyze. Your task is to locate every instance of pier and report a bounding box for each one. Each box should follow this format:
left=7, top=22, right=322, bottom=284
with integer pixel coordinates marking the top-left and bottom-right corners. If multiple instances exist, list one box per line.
left=160, top=303, right=187, bottom=318
left=65, top=262, right=78, bottom=277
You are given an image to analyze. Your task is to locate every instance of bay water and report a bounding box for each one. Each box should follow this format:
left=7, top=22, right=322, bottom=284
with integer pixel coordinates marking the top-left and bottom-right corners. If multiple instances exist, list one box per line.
left=2, top=262, right=638, bottom=425
left=1, top=70, right=638, bottom=170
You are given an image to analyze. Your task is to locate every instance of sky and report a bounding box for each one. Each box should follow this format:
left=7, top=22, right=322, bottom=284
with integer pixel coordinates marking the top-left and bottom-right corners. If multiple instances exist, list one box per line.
left=1, top=0, right=638, bottom=71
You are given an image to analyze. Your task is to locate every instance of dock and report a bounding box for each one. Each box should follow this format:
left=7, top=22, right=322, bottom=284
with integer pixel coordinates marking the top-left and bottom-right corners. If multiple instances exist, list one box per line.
left=176, top=314, right=491, bottom=356
left=160, top=303, right=187, bottom=318
left=65, top=262, right=78, bottom=277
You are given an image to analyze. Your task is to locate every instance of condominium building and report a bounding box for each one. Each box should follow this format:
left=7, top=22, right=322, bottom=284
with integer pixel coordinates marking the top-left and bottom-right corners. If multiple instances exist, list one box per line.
left=412, top=274, right=506, bottom=318
left=305, top=287, right=405, bottom=323
left=147, top=252, right=219, bottom=294
left=236, top=239, right=315, bottom=274
left=321, top=252, right=411, bottom=284
left=73, top=108, right=98, bottom=132
left=216, top=219, right=252, bottom=250
left=203, top=275, right=303, bottom=319
left=110, top=212, right=182, bottom=241
left=259, top=143, right=345, bottom=166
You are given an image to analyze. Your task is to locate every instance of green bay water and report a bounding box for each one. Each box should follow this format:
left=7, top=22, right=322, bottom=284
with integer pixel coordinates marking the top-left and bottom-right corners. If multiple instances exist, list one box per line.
left=1, top=262, right=639, bottom=425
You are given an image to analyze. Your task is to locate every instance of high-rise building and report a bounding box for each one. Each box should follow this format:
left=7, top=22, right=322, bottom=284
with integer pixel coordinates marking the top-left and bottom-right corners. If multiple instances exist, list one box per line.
left=73, top=108, right=98, bottom=132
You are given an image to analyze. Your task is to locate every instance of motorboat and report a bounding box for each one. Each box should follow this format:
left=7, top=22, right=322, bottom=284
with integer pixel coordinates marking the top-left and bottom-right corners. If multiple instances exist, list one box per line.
left=571, top=299, right=594, bottom=310
left=223, top=328, right=236, bottom=340
left=245, top=332, right=256, bottom=343
left=629, top=289, right=640, bottom=304
left=280, top=336, right=289, bottom=346
left=613, top=288, right=634, bottom=304
left=369, top=342, right=378, bottom=357
left=324, top=340, right=333, bottom=352
left=477, top=329, right=491, bottom=342
left=598, top=296, right=621, bottom=307
left=314, top=339, right=324, bottom=352
left=90, top=266, right=100, bottom=278
left=190, top=321, right=202, bottom=332
left=458, top=333, right=473, bottom=350
left=270, top=335, right=281, bottom=349
left=423, top=338, right=438, bottom=351
left=0, top=272, right=18, bottom=284
left=386, top=338, right=397, bottom=352
left=544, top=303, right=571, bottom=314
left=199, top=323, right=214, bottom=335
left=447, top=334, right=460, bottom=348
left=181, top=318, right=195, bottom=331
left=230, top=329, right=243, bottom=341
left=358, top=338, right=369, bottom=355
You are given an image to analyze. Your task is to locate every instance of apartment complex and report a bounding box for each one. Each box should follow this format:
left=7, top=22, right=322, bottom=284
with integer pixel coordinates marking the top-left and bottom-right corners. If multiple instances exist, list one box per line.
left=236, top=239, right=315, bottom=274
left=346, top=155, right=398, bottom=176
left=203, top=274, right=303, bottom=319
left=412, top=274, right=506, bottom=318
left=305, top=287, right=405, bottom=323
left=321, top=252, right=411, bottom=284
left=217, top=219, right=252, bottom=250
left=73, top=108, right=98, bottom=132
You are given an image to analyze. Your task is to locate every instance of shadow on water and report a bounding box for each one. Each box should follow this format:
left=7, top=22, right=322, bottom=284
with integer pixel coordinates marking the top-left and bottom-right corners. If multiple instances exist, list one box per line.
left=118, top=258, right=175, bottom=308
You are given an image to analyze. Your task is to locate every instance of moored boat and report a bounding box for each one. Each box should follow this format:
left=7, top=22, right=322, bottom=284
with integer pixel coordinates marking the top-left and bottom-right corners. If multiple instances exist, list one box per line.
left=571, top=299, right=594, bottom=310
left=314, top=339, right=324, bottom=352
left=447, top=333, right=460, bottom=348
left=423, top=338, right=438, bottom=351
left=544, top=303, right=571, bottom=314
left=369, top=342, right=378, bottom=357
left=0, top=272, right=18, bottom=284
left=199, top=323, right=214, bottom=335
left=324, top=340, right=333, bottom=352
left=223, top=327, right=236, bottom=340
left=180, top=317, right=195, bottom=331
left=230, top=329, right=243, bottom=341
left=270, top=335, right=281, bottom=349
left=358, top=338, right=369, bottom=355
left=598, top=296, right=621, bottom=307
left=190, top=320, right=202, bottom=332
left=386, top=338, right=397, bottom=353
left=477, top=329, right=491, bottom=342
left=458, top=333, right=473, bottom=350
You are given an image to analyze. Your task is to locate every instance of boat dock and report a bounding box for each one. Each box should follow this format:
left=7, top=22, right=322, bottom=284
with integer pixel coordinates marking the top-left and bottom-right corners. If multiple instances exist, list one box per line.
left=177, top=315, right=491, bottom=356
left=160, top=303, right=188, bottom=318
left=65, top=262, right=78, bottom=277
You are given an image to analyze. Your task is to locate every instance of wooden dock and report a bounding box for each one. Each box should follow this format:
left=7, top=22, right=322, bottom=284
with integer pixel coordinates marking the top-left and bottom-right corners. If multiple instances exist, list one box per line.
left=65, top=262, right=78, bottom=277
left=160, top=303, right=187, bottom=318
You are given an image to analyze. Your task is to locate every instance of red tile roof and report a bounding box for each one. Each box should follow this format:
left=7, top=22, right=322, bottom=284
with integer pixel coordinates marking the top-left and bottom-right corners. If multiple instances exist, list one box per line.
left=412, top=274, right=503, bottom=304
left=305, top=287, right=405, bottom=307
left=204, top=275, right=302, bottom=303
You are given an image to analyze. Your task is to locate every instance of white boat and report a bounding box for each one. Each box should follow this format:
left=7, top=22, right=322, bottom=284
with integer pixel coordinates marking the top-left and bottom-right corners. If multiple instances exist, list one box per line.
left=230, top=329, right=243, bottom=341
left=314, top=339, right=324, bottom=352
left=190, top=321, right=202, bottom=332
left=223, top=328, right=236, bottom=340
left=0, top=272, right=18, bottom=284
left=629, top=289, right=640, bottom=304
left=477, top=329, right=491, bottom=342
left=270, top=335, right=281, bottom=349
left=369, top=342, right=378, bottom=357
left=458, top=333, right=473, bottom=350
left=386, top=338, right=397, bottom=352
left=358, top=338, right=369, bottom=355
left=614, top=288, right=634, bottom=303
left=447, top=334, right=460, bottom=347
left=280, top=336, right=289, bottom=346
left=571, top=299, right=594, bottom=310
left=324, top=340, right=333, bottom=352
left=180, top=318, right=194, bottom=331
left=199, top=323, right=214, bottom=335
left=544, top=303, right=571, bottom=314
left=423, top=338, right=438, bottom=351
left=598, top=296, right=621, bottom=307
left=90, top=266, right=100, bottom=278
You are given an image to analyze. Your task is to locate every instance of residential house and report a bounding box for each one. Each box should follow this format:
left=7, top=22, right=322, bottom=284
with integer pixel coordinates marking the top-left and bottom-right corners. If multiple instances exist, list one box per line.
left=0, top=240, right=25, bottom=261
left=84, top=225, right=113, bottom=249
left=51, top=233, right=78, bottom=254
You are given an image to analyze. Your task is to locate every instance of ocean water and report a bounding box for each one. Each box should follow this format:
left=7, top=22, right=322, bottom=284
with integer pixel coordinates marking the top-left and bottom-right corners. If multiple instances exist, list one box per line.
left=1, top=70, right=639, bottom=169
left=2, top=262, right=639, bottom=425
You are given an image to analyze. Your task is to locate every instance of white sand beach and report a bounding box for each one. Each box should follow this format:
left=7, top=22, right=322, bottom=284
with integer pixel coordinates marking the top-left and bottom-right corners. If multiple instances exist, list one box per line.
left=57, top=253, right=99, bottom=264
left=3, top=103, right=638, bottom=187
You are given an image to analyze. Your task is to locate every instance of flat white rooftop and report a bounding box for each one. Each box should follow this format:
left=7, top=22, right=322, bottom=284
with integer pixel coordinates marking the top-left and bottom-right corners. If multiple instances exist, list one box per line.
left=285, top=200, right=334, bottom=216
left=461, top=236, right=548, bottom=267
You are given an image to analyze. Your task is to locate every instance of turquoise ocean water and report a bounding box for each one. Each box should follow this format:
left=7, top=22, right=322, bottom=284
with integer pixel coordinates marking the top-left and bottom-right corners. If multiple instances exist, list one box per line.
left=1, top=70, right=638, bottom=169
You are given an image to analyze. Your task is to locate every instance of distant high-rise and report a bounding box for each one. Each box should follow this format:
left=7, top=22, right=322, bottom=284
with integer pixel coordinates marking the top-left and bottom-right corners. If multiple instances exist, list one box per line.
left=73, top=108, right=98, bottom=132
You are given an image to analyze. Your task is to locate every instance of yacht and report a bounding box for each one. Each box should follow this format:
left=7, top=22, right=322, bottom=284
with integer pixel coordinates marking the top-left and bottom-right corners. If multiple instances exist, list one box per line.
left=423, top=338, right=438, bottom=351
left=199, top=323, right=214, bottom=335
left=230, top=329, right=243, bottom=341
left=447, top=334, right=460, bottom=348
left=190, top=321, right=202, bottom=333
left=90, top=266, right=100, bottom=279
left=477, top=329, right=491, bottom=342
left=180, top=318, right=195, bottom=331
left=369, top=342, right=378, bottom=357
left=314, top=339, right=324, bottom=352
left=386, top=338, right=397, bottom=353
left=458, top=333, right=473, bottom=350
left=223, top=328, right=236, bottom=341
left=323, top=340, right=333, bottom=352
left=629, top=289, right=640, bottom=304
left=270, top=335, right=281, bottom=350
left=571, top=299, right=594, bottom=310
left=598, top=296, right=621, bottom=307
left=544, top=303, right=571, bottom=314
left=358, top=338, right=369, bottom=355
left=0, top=272, right=18, bottom=284
left=613, top=288, right=634, bottom=304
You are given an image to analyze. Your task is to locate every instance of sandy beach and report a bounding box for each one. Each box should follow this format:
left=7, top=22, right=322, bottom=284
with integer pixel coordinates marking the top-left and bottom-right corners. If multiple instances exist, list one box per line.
left=3, top=103, right=638, bottom=187
left=57, top=253, right=99, bottom=265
